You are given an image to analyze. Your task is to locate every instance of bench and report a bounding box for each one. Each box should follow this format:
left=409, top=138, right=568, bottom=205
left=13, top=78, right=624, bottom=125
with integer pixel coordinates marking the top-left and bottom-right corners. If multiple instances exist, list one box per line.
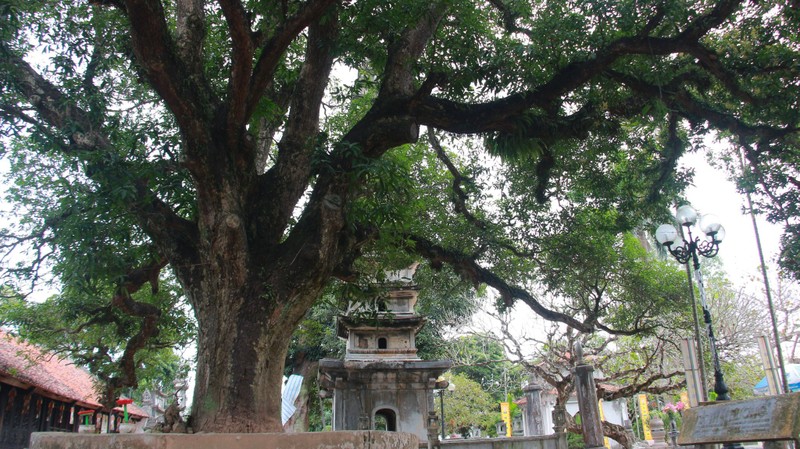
left=678, top=393, right=800, bottom=446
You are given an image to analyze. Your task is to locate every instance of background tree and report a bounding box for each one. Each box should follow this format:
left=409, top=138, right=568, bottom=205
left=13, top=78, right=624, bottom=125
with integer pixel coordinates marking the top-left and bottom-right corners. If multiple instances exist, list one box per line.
left=703, top=264, right=768, bottom=358
left=447, top=333, right=527, bottom=402
left=0, top=280, right=194, bottom=409
left=463, top=232, right=693, bottom=448
left=1, top=0, right=799, bottom=432
left=498, top=320, right=685, bottom=449
left=769, top=276, right=800, bottom=364
left=438, top=372, right=498, bottom=438
left=697, top=264, right=772, bottom=398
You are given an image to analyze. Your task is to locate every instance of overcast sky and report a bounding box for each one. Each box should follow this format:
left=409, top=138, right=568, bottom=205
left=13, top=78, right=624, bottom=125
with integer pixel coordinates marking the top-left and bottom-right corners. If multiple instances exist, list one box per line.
left=680, top=149, right=784, bottom=292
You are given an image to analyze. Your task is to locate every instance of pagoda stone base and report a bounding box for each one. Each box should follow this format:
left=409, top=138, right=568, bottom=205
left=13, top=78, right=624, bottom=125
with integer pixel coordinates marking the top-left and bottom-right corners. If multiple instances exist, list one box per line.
left=319, top=359, right=451, bottom=442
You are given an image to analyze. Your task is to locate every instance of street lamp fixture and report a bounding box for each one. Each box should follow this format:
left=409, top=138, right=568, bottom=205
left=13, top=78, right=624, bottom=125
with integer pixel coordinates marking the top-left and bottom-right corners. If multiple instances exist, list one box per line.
left=655, top=205, right=731, bottom=401
left=435, top=378, right=456, bottom=440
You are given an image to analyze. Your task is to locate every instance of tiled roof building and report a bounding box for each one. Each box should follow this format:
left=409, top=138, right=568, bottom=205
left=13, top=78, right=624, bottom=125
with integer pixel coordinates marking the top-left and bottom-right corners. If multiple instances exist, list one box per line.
left=0, top=330, right=147, bottom=449
left=0, top=330, right=101, bottom=409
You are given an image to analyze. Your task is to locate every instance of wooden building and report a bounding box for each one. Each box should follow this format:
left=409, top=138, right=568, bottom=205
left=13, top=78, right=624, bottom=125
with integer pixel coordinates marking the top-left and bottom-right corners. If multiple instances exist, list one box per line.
left=0, top=330, right=147, bottom=449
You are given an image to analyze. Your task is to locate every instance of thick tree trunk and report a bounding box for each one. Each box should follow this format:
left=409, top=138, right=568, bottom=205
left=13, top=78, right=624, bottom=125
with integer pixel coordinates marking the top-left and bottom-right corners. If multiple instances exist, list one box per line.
left=603, top=421, right=634, bottom=449
left=187, top=282, right=316, bottom=433
left=191, top=294, right=290, bottom=432
left=284, top=358, right=319, bottom=432
left=176, top=150, right=343, bottom=431
left=565, top=413, right=634, bottom=449
left=178, top=175, right=334, bottom=432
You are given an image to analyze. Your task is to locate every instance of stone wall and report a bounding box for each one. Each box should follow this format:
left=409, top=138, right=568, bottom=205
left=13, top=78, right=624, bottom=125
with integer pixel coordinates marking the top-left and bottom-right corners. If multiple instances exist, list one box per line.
left=29, top=431, right=419, bottom=449
left=438, top=434, right=567, bottom=449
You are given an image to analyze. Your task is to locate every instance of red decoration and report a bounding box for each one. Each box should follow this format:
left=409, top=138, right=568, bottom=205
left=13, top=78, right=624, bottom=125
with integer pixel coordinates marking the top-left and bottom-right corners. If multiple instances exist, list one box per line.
left=78, top=409, right=95, bottom=425
left=116, top=397, right=134, bottom=405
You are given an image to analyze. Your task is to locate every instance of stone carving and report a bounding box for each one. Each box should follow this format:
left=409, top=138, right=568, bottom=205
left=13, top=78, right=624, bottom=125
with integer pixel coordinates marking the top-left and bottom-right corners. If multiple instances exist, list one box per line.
left=573, top=358, right=604, bottom=449
left=573, top=342, right=584, bottom=365
left=679, top=393, right=800, bottom=445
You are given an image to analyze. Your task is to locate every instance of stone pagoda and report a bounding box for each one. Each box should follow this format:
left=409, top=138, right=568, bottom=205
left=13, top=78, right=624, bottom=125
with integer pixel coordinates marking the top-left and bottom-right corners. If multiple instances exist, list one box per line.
left=318, top=265, right=451, bottom=442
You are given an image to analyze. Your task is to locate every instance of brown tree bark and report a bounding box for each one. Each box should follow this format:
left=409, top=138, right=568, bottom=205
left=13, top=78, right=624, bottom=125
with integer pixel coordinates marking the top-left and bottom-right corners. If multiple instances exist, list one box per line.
left=283, top=357, right=319, bottom=433
left=565, top=417, right=635, bottom=449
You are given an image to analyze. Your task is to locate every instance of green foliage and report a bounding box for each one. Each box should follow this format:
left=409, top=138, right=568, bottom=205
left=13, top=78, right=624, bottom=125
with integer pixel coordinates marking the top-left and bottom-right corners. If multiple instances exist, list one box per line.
left=1, top=0, right=799, bottom=429
left=567, top=432, right=585, bottom=449
left=414, top=267, right=482, bottom=360
left=439, top=373, right=499, bottom=437
left=0, top=281, right=194, bottom=401
left=448, top=334, right=526, bottom=402
left=537, top=222, right=691, bottom=333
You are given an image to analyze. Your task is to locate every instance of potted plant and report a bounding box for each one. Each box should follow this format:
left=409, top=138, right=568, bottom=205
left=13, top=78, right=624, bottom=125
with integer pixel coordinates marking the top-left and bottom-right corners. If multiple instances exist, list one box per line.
left=116, top=397, right=136, bottom=433
left=77, top=410, right=95, bottom=433
left=661, top=402, right=685, bottom=431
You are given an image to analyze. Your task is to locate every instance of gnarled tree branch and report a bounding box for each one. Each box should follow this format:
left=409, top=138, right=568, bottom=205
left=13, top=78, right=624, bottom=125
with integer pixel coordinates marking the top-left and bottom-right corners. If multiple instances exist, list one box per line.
left=110, top=257, right=169, bottom=389
left=247, top=0, right=337, bottom=118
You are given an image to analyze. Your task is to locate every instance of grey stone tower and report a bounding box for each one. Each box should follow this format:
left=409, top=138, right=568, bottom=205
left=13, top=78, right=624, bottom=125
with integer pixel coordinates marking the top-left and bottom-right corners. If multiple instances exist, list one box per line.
left=318, top=266, right=451, bottom=442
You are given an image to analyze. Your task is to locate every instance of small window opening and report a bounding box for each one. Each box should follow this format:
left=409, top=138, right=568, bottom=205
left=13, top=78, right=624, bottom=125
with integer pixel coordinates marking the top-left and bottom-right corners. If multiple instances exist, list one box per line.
left=374, top=409, right=397, bottom=431
left=378, top=337, right=388, bottom=349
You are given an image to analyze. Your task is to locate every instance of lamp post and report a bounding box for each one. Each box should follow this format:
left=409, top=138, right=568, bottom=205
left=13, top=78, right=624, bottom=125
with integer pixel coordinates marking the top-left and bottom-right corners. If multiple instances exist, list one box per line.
left=437, top=381, right=456, bottom=439
left=655, top=205, right=731, bottom=401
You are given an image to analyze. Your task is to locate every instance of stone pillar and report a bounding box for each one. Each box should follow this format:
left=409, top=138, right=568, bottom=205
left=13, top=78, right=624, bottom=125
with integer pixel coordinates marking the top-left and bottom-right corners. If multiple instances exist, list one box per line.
left=523, top=383, right=545, bottom=436
left=552, top=404, right=567, bottom=434
left=680, top=338, right=704, bottom=407
left=426, top=411, right=440, bottom=449
left=648, top=416, right=668, bottom=448
left=573, top=343, right=604, bottom=449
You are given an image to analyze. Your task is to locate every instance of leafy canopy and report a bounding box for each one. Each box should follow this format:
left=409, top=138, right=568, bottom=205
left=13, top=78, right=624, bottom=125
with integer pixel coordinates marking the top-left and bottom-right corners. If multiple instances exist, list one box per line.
left=0, top=0, right=798, bottom=427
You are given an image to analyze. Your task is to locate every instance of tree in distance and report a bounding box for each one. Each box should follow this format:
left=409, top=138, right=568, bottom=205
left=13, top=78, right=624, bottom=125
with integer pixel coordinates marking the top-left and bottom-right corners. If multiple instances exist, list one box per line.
left=473, top=232, right=690, bottom=448
left=1, top=0, right=798, bottom=432
left=437, top=372, right=499, bottom=438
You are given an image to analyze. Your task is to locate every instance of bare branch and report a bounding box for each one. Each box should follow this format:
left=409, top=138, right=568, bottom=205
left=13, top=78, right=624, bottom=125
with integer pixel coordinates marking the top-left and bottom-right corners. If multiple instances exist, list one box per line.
left=608, top=70, right=799, bottom=144
left=176, top=0, right=206, bottom=73
left=110, top=257, right=168, bottom=388
left=380, top=2, right=447, bottom=99
left=406, top=233, right=593, bottom=332
left=486, top=0, right=535, bottom=40
left=687, top=44, right=756, bottom=104
left=256, top=10, right=337, bottom=246
left=428, top=131, right=486, bottom=231
left=412, top=1, right=745, bottom=137
left=604, top=370, right=685, bottom=401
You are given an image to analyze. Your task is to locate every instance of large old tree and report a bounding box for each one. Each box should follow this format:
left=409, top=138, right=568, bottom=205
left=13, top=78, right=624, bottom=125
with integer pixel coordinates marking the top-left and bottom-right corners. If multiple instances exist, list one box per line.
left=1, top=0, right=799, bottom=432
